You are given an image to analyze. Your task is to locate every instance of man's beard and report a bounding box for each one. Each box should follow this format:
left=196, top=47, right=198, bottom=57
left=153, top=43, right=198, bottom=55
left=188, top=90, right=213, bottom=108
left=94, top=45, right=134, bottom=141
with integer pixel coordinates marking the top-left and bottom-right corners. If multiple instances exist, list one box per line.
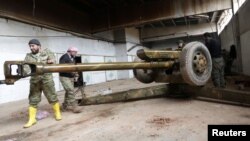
left=31, top=49, right=39, bottom=54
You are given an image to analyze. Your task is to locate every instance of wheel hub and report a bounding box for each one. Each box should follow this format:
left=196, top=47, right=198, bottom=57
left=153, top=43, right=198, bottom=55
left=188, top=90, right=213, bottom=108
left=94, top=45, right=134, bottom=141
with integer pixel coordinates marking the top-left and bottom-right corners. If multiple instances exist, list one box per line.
left=193, top=52, right=207, bottom=74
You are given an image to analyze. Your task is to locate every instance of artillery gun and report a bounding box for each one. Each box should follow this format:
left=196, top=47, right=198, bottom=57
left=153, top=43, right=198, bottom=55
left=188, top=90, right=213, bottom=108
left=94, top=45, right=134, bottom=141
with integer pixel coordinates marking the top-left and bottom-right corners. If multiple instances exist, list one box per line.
left=0, top=41, right=212, bottom=86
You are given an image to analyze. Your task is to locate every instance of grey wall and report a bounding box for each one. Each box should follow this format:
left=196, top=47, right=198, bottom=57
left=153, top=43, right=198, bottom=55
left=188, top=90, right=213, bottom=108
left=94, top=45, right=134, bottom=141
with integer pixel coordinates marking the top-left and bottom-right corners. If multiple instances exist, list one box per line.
left=0, top=19, right=142, bottom=104
left=220, top=20, right=236, bottom=51
left=0, top=18, right=117, bottom=104
left=238, top=0, right=250, bottom=75
left=220, top=0, right=250, bottom=75
left=0, top=18, right=143, bottom=104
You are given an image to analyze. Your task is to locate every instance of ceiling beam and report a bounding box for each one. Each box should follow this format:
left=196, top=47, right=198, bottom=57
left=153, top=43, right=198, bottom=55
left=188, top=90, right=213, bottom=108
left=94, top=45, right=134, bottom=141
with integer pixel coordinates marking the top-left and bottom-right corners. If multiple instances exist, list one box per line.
left=101, top=0, right=112, bottom=8
left=76, top=0, right=98, bottom=11
left=171, top=19, right=176, bottom=26
left=140, top=0, right=144, bottom=4
left=160, top=21, right=165, bottom=27
left=211, top=11, right=219, bottom=23
left=92, top=0, right=231, bottom=33
left=184, top=17, right=188, bottom=26
left=141, top=22, right=217, bottom=42
left=149, top=23, right=155, bottom=28
left=0, top=0, right=91, bottom=35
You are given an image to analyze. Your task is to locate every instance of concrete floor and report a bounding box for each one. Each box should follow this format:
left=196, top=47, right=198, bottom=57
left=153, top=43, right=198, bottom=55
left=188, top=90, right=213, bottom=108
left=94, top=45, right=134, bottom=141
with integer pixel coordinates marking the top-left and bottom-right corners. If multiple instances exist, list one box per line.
left=0, top=79, right=250, bottom=141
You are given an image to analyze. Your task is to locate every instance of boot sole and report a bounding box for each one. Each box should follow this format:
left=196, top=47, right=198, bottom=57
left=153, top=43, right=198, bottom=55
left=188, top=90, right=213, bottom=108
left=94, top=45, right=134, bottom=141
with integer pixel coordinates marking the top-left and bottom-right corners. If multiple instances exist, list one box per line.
left=23, top=122, right=37, bottom=128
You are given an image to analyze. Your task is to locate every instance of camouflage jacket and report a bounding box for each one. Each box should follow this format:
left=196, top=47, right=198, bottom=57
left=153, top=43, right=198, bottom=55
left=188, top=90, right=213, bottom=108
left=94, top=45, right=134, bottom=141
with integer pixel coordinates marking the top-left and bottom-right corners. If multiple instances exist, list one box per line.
left=24, top=48, right=56, bottom=83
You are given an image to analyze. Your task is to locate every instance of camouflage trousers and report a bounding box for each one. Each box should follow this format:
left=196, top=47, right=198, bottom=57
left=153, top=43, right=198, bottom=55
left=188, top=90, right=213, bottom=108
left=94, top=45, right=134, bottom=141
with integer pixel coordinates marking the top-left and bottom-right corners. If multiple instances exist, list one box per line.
left=60, top=76, right=76, bottom=106
left=29, top=80, right=58, bottom=108
left=212, top=57, right=225, bottom=88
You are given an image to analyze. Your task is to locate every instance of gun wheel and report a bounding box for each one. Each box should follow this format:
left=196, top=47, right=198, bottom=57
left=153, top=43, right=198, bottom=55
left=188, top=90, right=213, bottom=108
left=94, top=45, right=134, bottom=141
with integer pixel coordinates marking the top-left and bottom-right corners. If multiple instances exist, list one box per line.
left=133, top=57, right=155, bottom=84
left=180, top=42, right=212, bottom=86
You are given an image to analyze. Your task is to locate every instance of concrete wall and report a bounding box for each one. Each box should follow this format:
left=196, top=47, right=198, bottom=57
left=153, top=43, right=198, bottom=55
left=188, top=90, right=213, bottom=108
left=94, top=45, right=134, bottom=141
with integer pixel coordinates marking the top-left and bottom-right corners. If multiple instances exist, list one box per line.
left=115, top=43, right=130, bottom=79
left=238, top=1, right=250, bottom=75
left=125, top=28, right=140, bottom=44
left=220, top=0, right=250, bottom=75
left=0, top=19, right=143, bottom=104
left=0, top=18, right=117, bottom=104
left=114, top=27, right=143, bottom=79
left=220, top=21, right=236, bottom=51
left=93, top=30, right=114, bottom=41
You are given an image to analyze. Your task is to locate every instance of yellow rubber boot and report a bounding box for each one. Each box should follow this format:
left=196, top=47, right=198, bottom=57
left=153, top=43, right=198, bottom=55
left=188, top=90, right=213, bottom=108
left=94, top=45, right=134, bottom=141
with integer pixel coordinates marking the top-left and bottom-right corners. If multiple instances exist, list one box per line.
left=23, top=106, right=37, bottom=128
left=52, top=102, right=62, bottom=121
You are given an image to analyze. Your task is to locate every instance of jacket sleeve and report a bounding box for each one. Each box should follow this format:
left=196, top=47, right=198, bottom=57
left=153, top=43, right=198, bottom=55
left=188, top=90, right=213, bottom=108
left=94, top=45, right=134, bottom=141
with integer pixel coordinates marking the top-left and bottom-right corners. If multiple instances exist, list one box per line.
left=23, top=54, right=31, bottom=75
left=59, top=54, right=72, bottom=64
left=59, top=55, right=66, bottom=64
left=45, top=48, right=56, bottom=64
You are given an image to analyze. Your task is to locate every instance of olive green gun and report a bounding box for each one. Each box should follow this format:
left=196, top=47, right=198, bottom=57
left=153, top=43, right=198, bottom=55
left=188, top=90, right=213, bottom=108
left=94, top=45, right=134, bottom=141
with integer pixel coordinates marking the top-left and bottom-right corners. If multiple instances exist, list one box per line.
left=0, top=41, right=212, bottom=86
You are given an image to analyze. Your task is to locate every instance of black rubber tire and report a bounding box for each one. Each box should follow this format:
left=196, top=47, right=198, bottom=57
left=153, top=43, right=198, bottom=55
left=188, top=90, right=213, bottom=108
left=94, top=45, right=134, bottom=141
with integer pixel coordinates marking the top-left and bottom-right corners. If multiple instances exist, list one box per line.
left=133, top=57, right=154, bottom=84
left=133, top=69, right=154, bottom=83
left=180, top=41, right=212, bottom=86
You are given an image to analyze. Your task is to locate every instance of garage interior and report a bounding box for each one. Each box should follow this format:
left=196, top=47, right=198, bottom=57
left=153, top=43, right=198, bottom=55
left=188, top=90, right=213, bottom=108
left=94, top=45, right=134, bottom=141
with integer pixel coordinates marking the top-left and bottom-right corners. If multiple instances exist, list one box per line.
left=0, top=0, right=250, bottom=141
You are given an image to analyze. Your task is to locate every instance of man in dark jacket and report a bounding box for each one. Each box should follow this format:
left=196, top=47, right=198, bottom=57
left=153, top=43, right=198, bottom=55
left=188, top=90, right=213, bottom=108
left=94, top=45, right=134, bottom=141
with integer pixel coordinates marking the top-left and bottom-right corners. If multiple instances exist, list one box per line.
left=204, top=33, right=225, bottom=88
left=59, top=47, right=81, bottom=113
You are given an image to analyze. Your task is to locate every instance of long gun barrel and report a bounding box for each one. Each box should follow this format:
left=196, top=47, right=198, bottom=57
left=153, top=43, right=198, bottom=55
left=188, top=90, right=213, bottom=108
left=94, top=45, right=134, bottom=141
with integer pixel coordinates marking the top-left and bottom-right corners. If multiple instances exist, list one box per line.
left=0, top=42, right=212, bottom=86
left=36, top=61, right=174, bottom=74
left=1, top=60, right=174, bottom=85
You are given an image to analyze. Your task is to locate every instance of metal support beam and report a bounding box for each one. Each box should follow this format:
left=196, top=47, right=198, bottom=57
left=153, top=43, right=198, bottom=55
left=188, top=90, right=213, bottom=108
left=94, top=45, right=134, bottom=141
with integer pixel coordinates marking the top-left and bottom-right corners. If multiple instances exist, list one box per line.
left=171, top=19, right=176, bottom=26
left=0, top=0, right=91, bottom=35
left=184, top=17, right=188, bottom=26
left=80, top=83, right=250, bottom=107
left=101, top=0, right=112, bottom=8
left=211, top=11, right=219, bottom=23
left=80, top=85, right=167, bottom=105
left=149, top=23, right=155, bottom=28
left=160, top=21, right=165, bottom=27
left=0, top=0, right=231, bottom=36
left=141, top=23, right=217, bottom=42
left=92, top=0, right=231, bottom=33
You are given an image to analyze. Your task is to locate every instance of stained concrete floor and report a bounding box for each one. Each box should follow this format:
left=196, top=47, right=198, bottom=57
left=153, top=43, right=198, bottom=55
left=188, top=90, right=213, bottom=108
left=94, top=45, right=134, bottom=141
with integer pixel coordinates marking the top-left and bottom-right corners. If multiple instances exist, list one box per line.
left=0, top=79, right=250, bottom=141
